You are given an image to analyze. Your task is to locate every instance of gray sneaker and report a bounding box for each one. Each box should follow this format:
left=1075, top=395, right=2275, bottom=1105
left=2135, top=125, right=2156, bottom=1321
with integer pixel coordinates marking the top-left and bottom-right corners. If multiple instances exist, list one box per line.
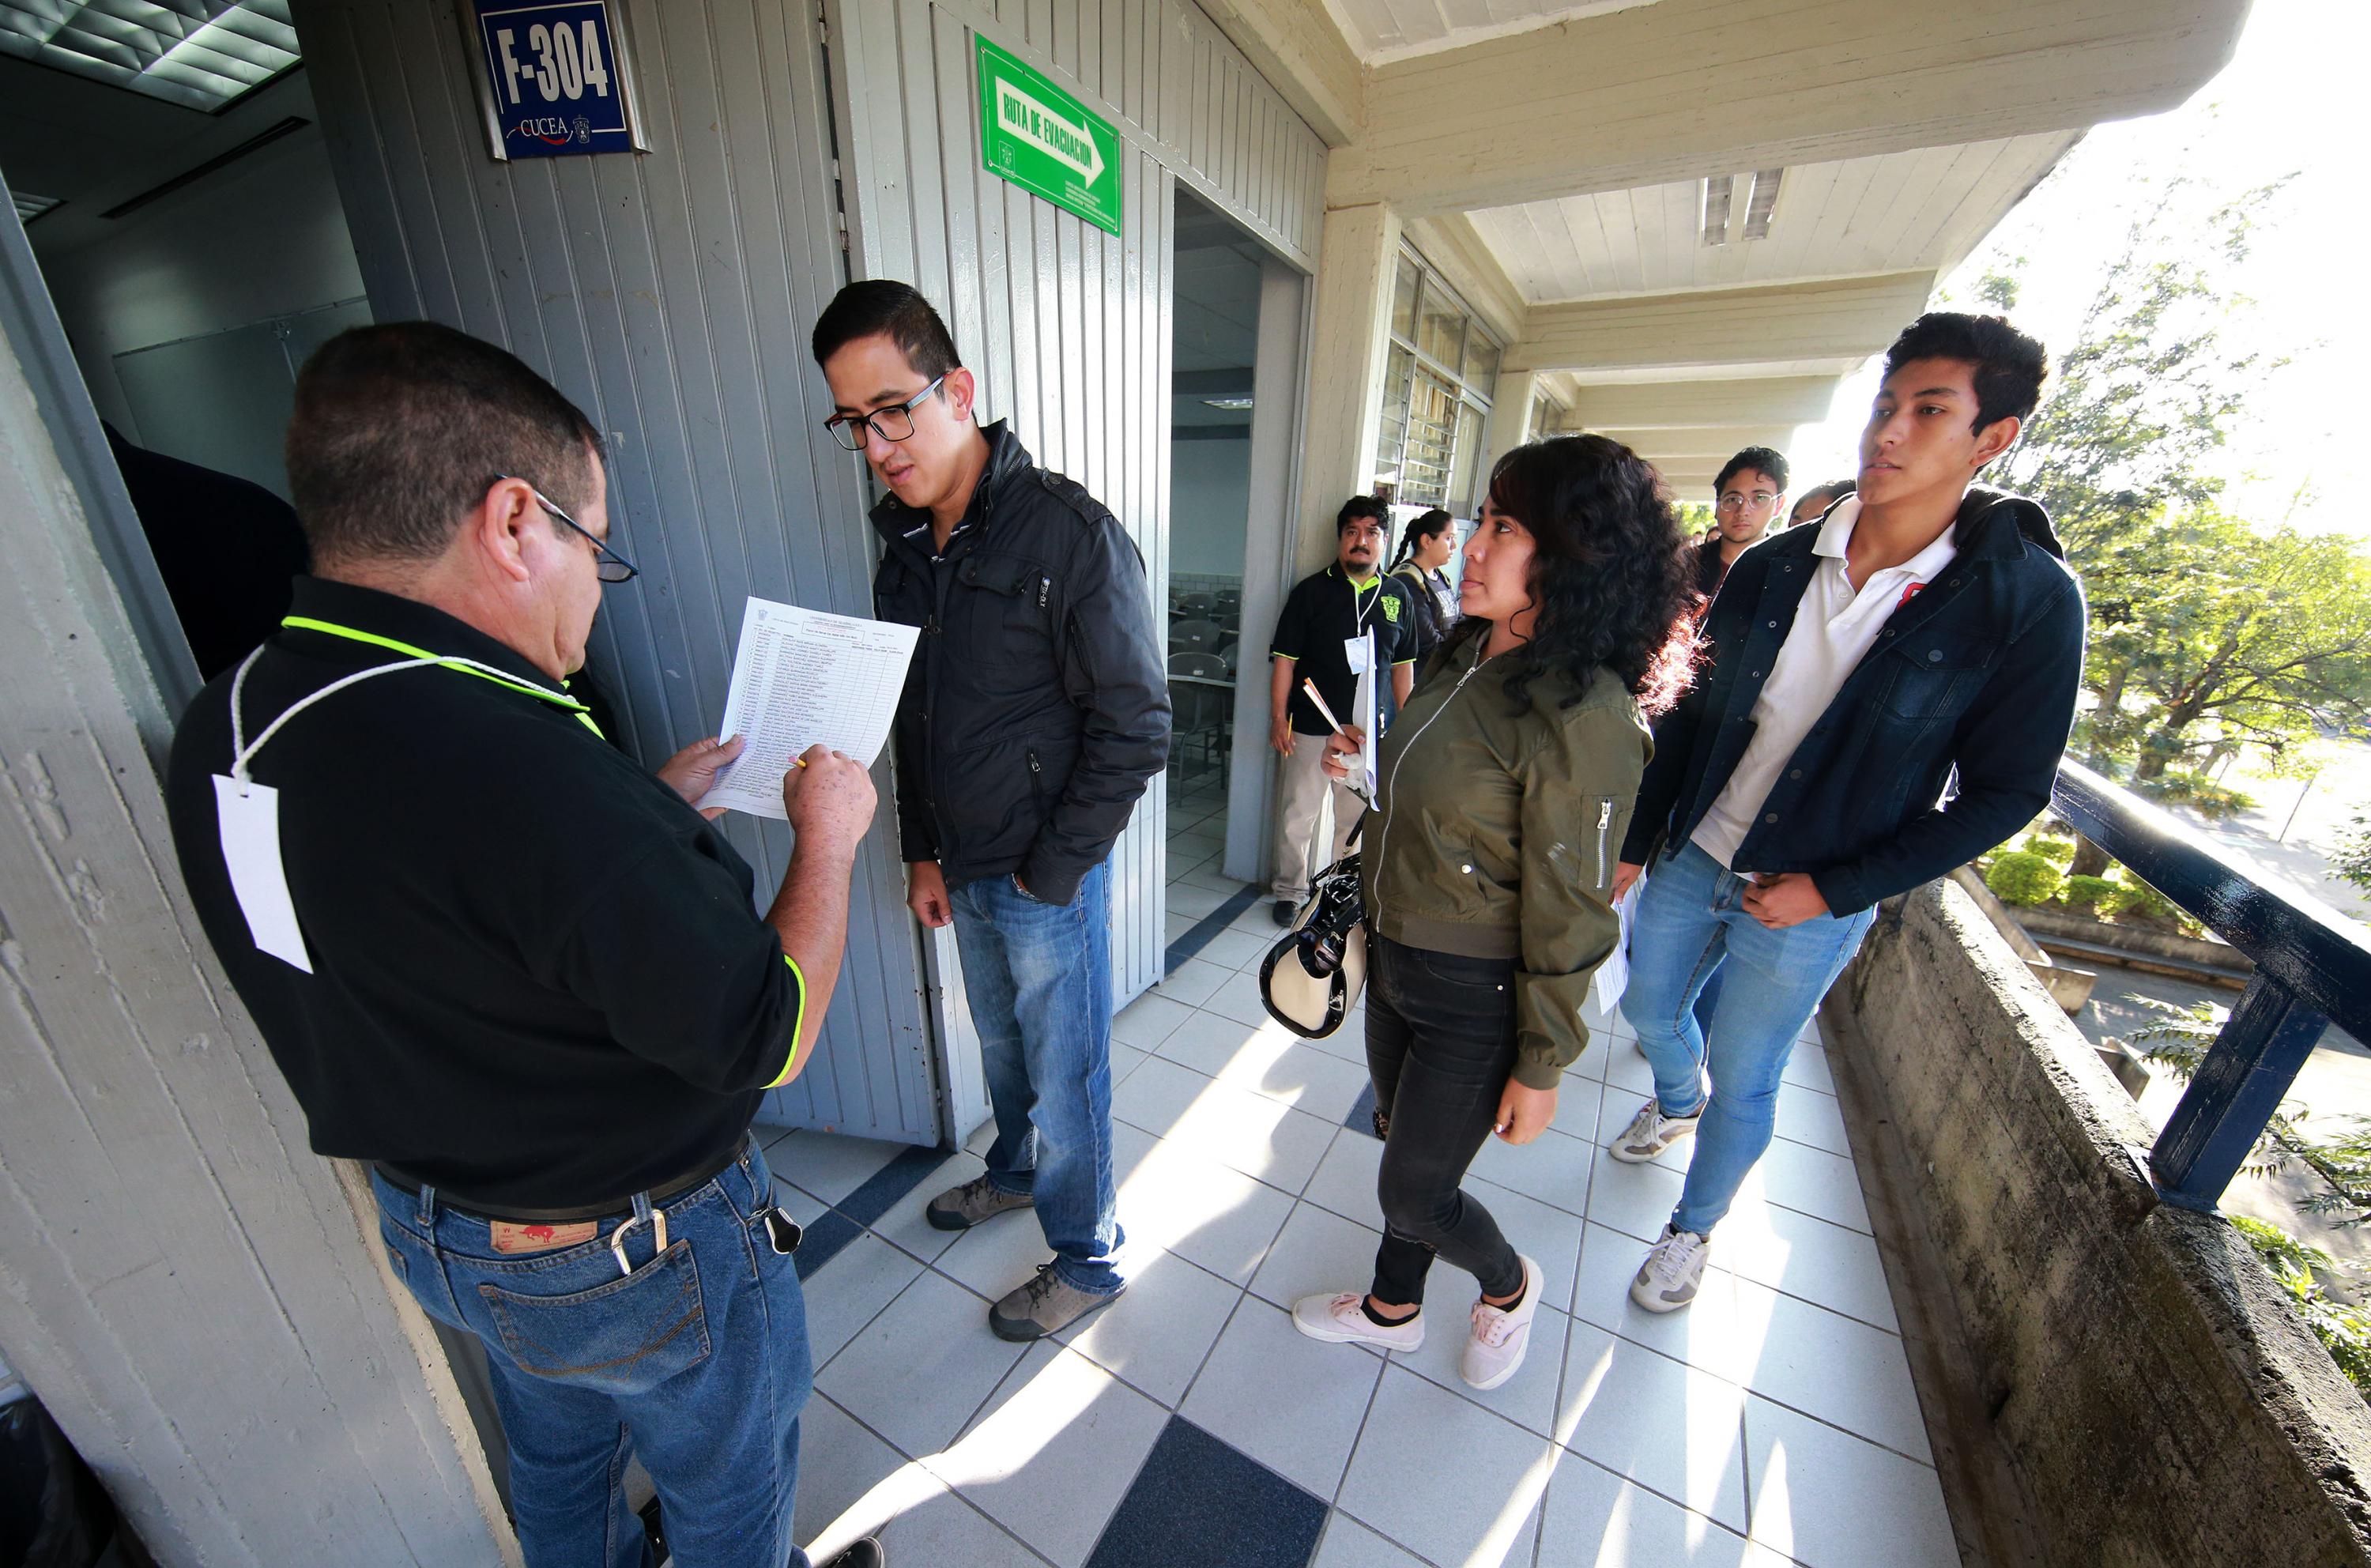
left=989, top=1263, right=1123, bottom=1342
left=926, top=1174, right=1034, bottom=1231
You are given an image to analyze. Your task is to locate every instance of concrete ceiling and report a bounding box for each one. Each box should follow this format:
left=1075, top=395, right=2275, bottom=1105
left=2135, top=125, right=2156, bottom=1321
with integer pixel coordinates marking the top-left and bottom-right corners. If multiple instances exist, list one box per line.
left=1467, top=133, right=2072, bottom=306
left=1317, top=0, right=1656, bottom=64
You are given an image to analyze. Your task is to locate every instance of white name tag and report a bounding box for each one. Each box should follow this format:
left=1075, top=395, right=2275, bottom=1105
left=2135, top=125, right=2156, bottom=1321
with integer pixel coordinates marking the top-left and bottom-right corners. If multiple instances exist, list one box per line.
left=1343, top=635, right=1372, bottom=676
left=212, top=775, right=313, bottom=973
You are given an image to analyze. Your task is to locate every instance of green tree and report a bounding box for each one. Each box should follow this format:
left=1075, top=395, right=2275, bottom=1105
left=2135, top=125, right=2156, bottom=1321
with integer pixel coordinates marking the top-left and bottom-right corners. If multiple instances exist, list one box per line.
left=2337, top=811, right=2371, bottom=895
left=2077, top=510, right=2371, bottom=779
left=1994, top=178, right=2289, bottom=557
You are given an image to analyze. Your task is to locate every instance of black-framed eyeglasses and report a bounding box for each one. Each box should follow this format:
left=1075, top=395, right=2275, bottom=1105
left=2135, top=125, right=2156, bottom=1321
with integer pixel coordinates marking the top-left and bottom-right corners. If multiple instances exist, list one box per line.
left=823, top=375, right=947, bottom=451
left=499, top=475, right=639, bottom=583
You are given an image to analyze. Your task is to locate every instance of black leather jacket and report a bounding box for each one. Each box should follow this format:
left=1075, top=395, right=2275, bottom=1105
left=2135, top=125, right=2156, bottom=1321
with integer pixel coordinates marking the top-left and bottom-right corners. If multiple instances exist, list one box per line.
left=870, top=423, right=1170, bottom=906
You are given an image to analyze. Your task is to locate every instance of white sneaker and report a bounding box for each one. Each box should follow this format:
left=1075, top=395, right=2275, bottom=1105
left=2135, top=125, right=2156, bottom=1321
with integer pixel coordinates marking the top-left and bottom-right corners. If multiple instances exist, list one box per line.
left=1608, top=1095, right=1701, bottom=1163
left=1630, top=1225, right=1711, bottom=1314
left=1291, top=1291, right=1425, bottom=1353
left=1461, top=1254, right=1544, bottom=1391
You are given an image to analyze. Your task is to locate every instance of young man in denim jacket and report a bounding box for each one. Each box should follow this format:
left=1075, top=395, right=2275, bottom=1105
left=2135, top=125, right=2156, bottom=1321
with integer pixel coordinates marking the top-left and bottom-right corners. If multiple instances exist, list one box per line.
left=1609, top=313, right=2086, bottom=1312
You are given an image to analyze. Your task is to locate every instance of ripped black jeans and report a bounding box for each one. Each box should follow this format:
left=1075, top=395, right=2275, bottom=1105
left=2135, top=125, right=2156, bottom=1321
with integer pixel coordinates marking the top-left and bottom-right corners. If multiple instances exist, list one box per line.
left=1366, top=933, right=1526, bottom=1308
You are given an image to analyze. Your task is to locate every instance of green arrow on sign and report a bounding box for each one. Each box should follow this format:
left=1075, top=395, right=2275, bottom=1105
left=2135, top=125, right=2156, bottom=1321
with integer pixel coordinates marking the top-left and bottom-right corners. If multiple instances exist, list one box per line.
left=976, top=36, right=1121, bottom=236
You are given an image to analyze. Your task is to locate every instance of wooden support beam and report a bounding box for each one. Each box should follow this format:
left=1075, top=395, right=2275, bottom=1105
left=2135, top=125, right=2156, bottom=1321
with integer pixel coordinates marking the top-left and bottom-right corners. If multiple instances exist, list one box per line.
left=1567, top=375, right=1843, bottom=431
left=1193, top=0, right=1364, bottom=147
left=1504, top=272, right=1936, bottom=376
left=1329, top=0, right=2248, bottom=217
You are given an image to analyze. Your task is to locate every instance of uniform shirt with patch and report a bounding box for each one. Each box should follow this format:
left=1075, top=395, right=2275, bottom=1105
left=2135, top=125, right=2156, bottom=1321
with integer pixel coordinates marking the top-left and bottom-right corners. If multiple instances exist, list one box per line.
left=164, top=578, right=805, bottom=1210
left=1268, top=564, right=1417, bottom=734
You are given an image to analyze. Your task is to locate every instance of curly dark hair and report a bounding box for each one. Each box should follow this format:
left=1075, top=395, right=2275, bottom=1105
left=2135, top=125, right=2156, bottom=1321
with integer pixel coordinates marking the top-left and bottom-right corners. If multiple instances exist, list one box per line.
left=1441, top=435, right=1701, bottom=718
left=1881, top=311, right=2048, bottom=433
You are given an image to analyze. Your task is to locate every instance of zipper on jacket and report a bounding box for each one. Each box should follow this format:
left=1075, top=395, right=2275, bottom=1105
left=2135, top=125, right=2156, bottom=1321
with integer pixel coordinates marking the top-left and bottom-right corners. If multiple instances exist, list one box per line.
left=1371, top=654, right=1490, bottom=906
left=1595, top=800, right=1613, bottom=885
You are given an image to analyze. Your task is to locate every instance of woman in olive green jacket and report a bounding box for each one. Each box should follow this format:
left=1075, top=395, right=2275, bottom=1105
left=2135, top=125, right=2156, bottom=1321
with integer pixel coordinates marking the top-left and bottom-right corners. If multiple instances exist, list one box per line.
left=1292, top=435, right=1698, bottom=1393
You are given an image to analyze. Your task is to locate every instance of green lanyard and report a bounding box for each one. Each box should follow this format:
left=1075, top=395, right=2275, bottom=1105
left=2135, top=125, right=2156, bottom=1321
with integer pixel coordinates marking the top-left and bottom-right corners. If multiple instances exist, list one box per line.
left=281, top=616, right=606, bottom=740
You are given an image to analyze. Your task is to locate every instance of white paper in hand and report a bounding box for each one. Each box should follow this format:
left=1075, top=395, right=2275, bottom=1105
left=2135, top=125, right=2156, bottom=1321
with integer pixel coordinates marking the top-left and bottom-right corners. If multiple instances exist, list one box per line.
left=213, top=775, right=313, bottom=972
left=1589, top=876, right=1642, bottom=1016
left=1352, top=632, right=1379, bottom=800
left=706, top=597, right=921, bottom=819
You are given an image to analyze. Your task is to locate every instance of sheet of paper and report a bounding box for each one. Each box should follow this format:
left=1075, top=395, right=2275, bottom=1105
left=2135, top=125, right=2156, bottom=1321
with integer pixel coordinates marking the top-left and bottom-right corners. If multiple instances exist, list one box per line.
left=1589, top=877, right=1642, bottom=1016
left=706, top=597, right=920, bottom=820
left=1352, top=631, right=1379, bottom=800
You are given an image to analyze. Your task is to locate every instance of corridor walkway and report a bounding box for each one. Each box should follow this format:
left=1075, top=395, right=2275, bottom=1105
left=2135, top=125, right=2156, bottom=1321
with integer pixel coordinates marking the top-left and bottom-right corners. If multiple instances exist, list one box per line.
left=760, top=827, right=1957, bottom=1567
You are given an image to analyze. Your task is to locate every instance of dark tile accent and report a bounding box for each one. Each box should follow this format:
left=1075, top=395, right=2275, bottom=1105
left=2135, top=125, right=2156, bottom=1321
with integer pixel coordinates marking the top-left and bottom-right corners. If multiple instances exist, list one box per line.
left=782, top=1141, right=952, bottom=1280
left=790, top=1209, right=862, bottom=1280
left=1346, top=1084, right=1379, bottom=1138
left=836, top=1144, right=951, bottom=1229
left=1084, top=1415, right=1329, bottom=1568
left=1165, top=885, right=1265, bottom=973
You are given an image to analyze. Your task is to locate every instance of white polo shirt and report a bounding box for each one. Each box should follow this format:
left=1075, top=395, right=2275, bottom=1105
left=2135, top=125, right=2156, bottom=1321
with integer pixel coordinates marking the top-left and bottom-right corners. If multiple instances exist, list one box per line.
left=1691, top=498, right=1960, bottom=870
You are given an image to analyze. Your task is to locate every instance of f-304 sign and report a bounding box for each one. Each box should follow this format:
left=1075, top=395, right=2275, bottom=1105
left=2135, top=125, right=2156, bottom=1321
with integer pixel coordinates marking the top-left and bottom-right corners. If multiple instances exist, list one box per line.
left=975, top=36, right=1121, bottom=236
left=473, top=2, right=646, bottom=160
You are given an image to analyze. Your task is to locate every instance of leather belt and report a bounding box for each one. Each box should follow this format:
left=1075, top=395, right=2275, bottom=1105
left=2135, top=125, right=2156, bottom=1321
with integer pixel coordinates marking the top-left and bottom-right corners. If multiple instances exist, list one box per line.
left=371, top=1136, right=750, bottom=1226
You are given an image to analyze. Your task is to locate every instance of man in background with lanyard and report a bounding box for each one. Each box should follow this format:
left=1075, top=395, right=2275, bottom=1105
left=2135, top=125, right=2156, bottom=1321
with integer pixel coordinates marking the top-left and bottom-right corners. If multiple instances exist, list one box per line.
left=164, top=323, right=884, bottom=1568
left=1266, top=496, right=1417, bottom=924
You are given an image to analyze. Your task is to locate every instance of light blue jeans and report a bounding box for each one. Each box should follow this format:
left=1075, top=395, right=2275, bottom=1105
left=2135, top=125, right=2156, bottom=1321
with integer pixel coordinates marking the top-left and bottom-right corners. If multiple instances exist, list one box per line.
left=1620, top=842, right=1878, bottom=1236
left=371, top=1141, right=812, bottom=1568
left=951, top=858, right=1125, bottom=1295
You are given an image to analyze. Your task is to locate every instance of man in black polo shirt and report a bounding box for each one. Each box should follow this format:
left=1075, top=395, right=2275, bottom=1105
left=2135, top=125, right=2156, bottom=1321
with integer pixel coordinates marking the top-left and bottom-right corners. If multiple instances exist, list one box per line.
left=1266, top=496, right=1417, bottom=922
left=164, top=323, right=884, bottom=1568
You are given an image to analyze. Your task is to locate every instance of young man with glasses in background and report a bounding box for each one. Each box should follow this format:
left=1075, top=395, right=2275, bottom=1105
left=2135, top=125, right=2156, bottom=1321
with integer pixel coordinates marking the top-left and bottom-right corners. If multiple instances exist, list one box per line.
left=812, top=281, right=1169, bottom=1342
left=1692, top=447, right=1792, bottom=605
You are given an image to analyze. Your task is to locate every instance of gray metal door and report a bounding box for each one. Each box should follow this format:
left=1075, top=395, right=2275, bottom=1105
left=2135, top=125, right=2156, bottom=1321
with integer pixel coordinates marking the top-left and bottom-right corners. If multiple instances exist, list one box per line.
left=827, top=1, right=1329, bottom=1129
left=298, top=0, right=940, bottom=1143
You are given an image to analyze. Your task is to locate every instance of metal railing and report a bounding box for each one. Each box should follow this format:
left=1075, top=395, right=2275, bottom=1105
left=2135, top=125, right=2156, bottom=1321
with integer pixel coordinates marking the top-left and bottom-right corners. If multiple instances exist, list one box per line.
left=2051, top=760, right=2371, bottom=1212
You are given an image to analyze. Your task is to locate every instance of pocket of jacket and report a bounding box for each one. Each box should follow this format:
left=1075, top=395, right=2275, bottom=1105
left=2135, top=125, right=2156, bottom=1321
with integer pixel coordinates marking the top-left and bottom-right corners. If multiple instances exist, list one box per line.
left=953, top=552, right=1046, bottom=664
left=478, top=1240, right=711, bottom=1395
left=1878, top=640, right=1997, bottom=722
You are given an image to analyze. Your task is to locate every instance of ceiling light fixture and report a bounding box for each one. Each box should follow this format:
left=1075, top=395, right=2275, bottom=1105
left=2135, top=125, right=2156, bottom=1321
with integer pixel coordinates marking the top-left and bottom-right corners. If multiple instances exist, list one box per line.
left=12, top=190, right=62, bottom=224
left=1202, top=397, right=1254, bottom=411
left=1742, top=168, right=1783, bottom=241
left=1700, top=174, right=1733, bottom=247
left=0, top=2, right=301, bottom=112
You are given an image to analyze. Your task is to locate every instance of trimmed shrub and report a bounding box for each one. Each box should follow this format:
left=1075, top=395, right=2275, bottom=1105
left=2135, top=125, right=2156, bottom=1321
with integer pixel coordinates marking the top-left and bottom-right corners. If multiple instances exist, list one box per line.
left=2138, top=767, right=2259, bottom=822
left=2108, top=876, right=2183, bottom=927
left=1985, top=851, right=2064, bottom=907
left=2022, top=836, right=2077, bottom=867
left=2062, top=874, right=2120, bottom=914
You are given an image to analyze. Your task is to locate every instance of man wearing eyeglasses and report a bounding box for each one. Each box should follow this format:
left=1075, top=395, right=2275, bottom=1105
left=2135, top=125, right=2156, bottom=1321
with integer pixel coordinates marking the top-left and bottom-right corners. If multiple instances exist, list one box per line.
left=812, top=281, right=1169, bottom=1343
left=1691, top=447, right=1793, bottom=605
left=163, top=323, right=885, bottom=1568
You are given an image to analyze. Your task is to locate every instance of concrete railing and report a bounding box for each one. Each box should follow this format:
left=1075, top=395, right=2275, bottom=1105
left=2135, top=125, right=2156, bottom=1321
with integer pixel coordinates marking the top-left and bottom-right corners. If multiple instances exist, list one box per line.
left=1825, top=876, right=2371, bottom=1566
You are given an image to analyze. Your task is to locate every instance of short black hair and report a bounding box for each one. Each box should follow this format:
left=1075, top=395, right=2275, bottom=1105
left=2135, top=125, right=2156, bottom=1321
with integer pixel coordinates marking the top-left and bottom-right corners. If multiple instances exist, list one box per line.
left=285, top=322, right=601, bottom=567
left=1800, top=477, right=1856, bottom=509
left=1336, top=495, right=1389, bottom=533
left=811, top=279, right=962, bottom=379
left=1881, top=311, right=2049, bottom=433
left=1714, top=447, right=1789, bottom=496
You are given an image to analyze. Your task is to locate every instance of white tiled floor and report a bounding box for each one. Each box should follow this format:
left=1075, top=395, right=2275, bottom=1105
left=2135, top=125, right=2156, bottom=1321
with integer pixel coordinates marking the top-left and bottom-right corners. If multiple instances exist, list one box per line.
left=763, top=797, right=1958, bottom=1567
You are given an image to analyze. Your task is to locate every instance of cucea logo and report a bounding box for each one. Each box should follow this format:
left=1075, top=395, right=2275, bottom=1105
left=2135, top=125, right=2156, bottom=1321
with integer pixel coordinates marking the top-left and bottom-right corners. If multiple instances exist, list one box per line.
left=510, top=115, right=572, bottom=145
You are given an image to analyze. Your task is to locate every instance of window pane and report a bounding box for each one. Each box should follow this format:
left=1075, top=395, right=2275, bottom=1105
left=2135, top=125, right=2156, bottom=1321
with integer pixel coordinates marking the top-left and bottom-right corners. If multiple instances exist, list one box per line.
left=1418, top=291, right=1466, bottom=372
left=1449, top=402, right=1485, bottom=514
left=1390, top=258, right=1420, bottom=343
left=1397, top=364, right=1459, bottom=508
left=1374, top=345, right=1416, bottom=496
left=1465, top=333, right=1501, bottom=389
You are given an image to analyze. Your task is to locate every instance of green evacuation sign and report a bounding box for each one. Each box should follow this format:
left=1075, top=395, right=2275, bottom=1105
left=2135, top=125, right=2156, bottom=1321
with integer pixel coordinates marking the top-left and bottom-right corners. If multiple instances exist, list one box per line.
left=976, top=36, right=1121, bottom=236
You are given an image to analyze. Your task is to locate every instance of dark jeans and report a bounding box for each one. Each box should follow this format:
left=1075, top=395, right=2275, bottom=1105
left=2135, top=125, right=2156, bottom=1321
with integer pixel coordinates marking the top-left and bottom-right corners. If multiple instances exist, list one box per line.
left=1366, top=933, right=1527, bottom=1308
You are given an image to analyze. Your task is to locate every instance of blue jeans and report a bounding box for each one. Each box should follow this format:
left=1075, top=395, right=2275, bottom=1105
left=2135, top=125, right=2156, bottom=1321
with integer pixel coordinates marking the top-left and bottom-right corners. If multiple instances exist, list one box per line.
left=1620, top=842, right=1878, bottom=1236
left=951, top=858, right=1125, bottom=1295
left=371, top=1141, right=812, bottom=1568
